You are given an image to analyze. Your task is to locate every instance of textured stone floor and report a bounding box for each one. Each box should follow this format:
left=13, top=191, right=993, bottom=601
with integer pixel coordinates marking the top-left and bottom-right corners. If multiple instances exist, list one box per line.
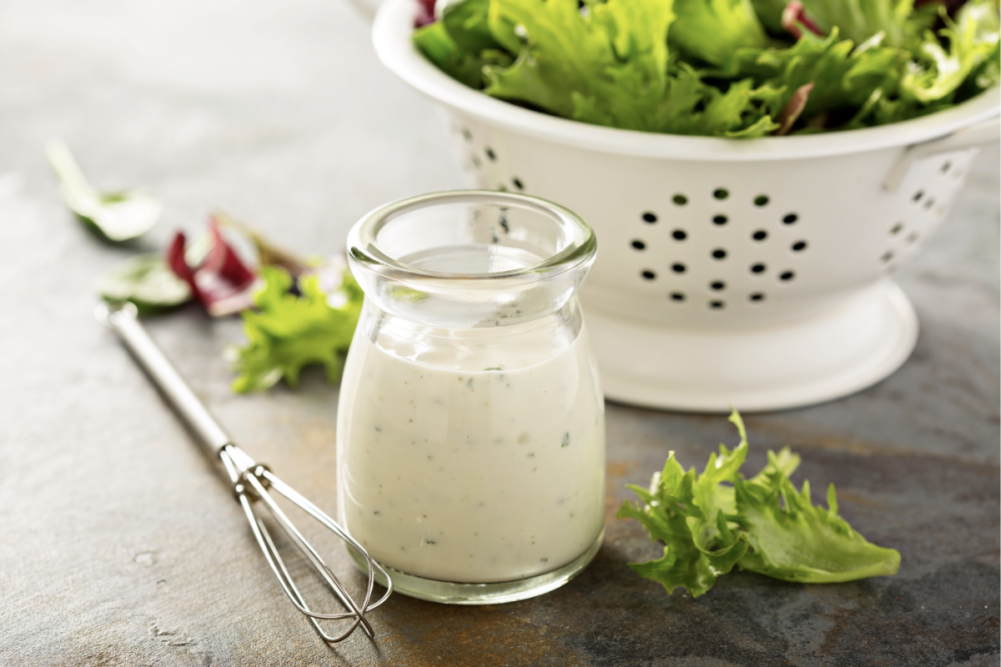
left=0, top=0, right=998, bottom=665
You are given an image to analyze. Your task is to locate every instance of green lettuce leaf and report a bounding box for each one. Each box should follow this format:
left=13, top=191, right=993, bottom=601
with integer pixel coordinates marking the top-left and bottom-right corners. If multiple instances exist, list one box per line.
left=801, top=0, right=913, bottom=48
left=442, top=0, right=505, bottom=53
left=617, top=449, right=749, bottom=598
left=230, top=265, right=364, bottom=393
left=414, top=0, right=999, bottom=136
left=901, top=0, right=1001, bottom=104
left=619, top=410, right=900, bottom=597
left=483, top=0, right=778, bottom=135
left=734, top=458, right=901, bottom=582
left=732, top=29, right=908, bottom=129
left=670, top=0, right=770, bottom=66
left=414, top=21, right=492, bottom=89
left=485, top=0, right=674, bottom=128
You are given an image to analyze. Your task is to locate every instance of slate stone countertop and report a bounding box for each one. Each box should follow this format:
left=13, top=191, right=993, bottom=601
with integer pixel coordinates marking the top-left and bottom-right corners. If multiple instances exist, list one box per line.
left=1, top=1, right=998, bottom=665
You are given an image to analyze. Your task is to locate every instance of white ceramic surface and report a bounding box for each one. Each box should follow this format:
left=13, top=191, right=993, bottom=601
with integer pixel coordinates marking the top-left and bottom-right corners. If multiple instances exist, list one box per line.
left=373, top=0, right=1001, bottom=411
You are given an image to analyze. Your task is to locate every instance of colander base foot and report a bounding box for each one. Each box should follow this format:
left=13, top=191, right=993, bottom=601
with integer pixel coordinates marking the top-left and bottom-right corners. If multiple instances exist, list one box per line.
left=585, top=281, right=918, bottom=413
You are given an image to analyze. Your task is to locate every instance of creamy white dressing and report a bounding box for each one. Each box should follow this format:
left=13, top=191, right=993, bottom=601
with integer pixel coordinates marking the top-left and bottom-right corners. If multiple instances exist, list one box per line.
left=337, top=323, right=605, bottom=583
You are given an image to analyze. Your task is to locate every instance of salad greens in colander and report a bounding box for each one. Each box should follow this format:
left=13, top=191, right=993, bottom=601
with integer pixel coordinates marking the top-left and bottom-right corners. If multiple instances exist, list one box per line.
left=413, top=0, right=1000, bottom=136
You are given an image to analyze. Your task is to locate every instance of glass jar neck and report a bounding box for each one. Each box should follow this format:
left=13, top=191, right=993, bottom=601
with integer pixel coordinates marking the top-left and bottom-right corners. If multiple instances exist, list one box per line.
left=347, top=190, right=596, bottom=330
left=358, top=297, right=586, bottom=372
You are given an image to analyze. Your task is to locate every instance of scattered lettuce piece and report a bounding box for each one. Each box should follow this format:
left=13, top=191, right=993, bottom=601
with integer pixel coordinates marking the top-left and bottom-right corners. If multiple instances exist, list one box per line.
left=618, top=410, right=900, bottom=597
left=167, top=218, right=258, bottom=318
left=230, top=265, right=364, bottom=393
left=735, top=459, right=902, bottom=583
left=97, top=253, right=192, bottom=315
left=47, top=140, right=161, bottom=243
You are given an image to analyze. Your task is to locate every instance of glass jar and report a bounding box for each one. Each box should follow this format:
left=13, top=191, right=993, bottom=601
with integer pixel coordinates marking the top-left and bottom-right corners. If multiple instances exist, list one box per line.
left=337, top=190, right=605, bottom=604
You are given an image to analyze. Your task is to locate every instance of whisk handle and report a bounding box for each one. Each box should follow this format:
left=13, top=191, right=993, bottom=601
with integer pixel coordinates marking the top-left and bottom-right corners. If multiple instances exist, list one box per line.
left=97, top=303, right=232, bottom=456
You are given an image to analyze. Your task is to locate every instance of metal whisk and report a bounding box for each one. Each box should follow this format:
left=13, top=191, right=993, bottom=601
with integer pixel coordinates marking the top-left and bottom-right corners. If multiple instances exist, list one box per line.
left=96, top=302, right=392, bottom=643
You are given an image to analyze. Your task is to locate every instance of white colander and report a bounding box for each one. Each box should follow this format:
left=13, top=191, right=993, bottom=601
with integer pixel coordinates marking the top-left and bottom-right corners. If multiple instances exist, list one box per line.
left=372, top=0, right=1001, bottom=412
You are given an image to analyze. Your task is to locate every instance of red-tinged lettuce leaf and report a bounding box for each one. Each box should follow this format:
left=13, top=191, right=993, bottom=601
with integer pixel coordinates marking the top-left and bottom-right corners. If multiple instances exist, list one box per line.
left=415, top=0, right=436, bottom=27
left=730, top=29, right=908, bottom=130
left=167, top=219, right=258, bottom=317
left=213, top=210, right=311, bottom=277
left=734, top=460, right=901, bottom=583
left=229, top=265, right=364, bottom=393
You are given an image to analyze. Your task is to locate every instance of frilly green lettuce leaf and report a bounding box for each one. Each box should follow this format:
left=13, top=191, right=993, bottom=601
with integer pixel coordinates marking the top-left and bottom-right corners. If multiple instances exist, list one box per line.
left=413, top=19, right=512, bottom=89
left=617, top=447, right=749, bottom=598
left=901, top=0, right=1001, bottom=104
left=485, top=0, right=674, bottom=127
left=801, top=0, right=913, bottom=48
left=619, top=409, right=900, bottom=597
left=230, top=266, right=364, bottom=393
left=731, top=28, right=907, bottom=128
left=413, top=0, right=999, bottom=136
left=670, top=0, right=770, bottom=67
left=734, top=464, right=901, bottom=583
left=482, top=0, right=777, bottom=136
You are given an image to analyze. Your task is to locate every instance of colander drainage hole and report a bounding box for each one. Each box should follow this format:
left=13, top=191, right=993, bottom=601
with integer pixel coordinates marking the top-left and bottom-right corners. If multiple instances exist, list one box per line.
left=642, top=211, right=658, bottom=223
left=485, top=147, right=496, bottom=161
left=710, top=281, right=725, bottom=291
left=631, top=239, right=646, bottom=250
left=749, top=293, right=765, bottom=302
left=890, top=223, right=904, bottom=235
left=751, top=263, right=766, bottom=274
left=941, top=161, right=952, bottom=173
left=709, top=300, right=725, bottom=309
left=672, top=229, right=687, bottom=240
left=752, top=230, right=768, bottom=241
left=713, top=188, right=729, bottom=200
left=881, top=251, right=893, bottom=263
left=912, top=189, right=924, bottom=202
left=672, top=263, right=687, bottom=274
left=670, top=292, right=685, bottom=302
left=907, top=232, right=919, bottom=244
left=512, top=177, right=524, bottom=191
left=754, top=195, right=770, bottom=207
left=713, top=215, right=728, bottom=226
left=923, top=198, right=936, bottom=211
left=462, top=128, right=473, bottom=141
left=783, top=213, right=798, bottom=225
left=779, top=271, right=795, bottom=281
left=673, top=194, right=688, bottom=206
left=711, top=249, right=727, bottom=260
left=641, top=269, right=657, bottom=280
left=791, top=241, right=808, bottom=252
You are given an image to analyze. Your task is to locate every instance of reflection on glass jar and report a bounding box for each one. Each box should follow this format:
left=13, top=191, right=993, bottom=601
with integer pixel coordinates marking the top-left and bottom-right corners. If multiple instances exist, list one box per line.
left=337, top=190, right=605, bottom=604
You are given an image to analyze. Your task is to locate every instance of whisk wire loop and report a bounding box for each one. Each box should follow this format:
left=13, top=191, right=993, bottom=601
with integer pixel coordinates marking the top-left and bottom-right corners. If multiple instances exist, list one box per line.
left=97, top=302, right=391, bottom=644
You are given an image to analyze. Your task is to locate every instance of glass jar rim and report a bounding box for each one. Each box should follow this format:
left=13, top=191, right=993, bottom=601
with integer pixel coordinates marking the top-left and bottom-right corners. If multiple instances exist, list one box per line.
left=347, top=190, right=596, bottom=287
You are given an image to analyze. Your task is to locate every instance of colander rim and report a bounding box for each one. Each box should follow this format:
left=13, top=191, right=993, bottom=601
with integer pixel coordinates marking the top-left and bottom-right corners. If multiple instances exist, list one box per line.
left=373, top=0, right=1001, bottom=162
